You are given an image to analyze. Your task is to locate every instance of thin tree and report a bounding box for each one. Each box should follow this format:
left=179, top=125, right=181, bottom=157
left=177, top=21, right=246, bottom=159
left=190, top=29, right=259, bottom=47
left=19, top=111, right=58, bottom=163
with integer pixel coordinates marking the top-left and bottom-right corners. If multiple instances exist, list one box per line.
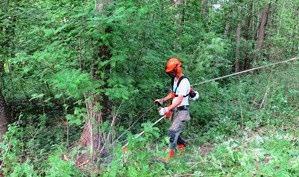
left=256, top=3, right=271, bottom=50
left=0, top=64, right=9, bottom=141
left=235, top=23, right=241, bottom=72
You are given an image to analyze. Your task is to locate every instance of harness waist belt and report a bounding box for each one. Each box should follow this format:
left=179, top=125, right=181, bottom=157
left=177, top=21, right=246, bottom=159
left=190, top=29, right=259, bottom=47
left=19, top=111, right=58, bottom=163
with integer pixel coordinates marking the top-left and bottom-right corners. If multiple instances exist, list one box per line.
left=176, top=105, right=189, bottom=111
left=175, top=94, right=189, bottom=97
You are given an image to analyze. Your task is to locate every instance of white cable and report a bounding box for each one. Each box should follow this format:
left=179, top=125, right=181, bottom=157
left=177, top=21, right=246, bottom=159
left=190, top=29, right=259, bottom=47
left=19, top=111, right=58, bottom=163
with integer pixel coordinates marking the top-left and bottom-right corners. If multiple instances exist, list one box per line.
left=194, top=57, right=298, bottom=86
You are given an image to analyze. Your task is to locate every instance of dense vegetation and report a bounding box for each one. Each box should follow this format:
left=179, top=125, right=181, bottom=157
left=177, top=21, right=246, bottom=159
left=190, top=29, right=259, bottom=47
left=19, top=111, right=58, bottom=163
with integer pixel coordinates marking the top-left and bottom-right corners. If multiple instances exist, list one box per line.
left=0, top=0, right=298, bottom=176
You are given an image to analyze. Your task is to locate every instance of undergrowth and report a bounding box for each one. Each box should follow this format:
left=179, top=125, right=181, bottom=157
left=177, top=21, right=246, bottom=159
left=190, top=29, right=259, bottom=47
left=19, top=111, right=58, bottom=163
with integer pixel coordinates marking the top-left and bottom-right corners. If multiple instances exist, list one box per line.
left=1, top=64, right=298, bottom=176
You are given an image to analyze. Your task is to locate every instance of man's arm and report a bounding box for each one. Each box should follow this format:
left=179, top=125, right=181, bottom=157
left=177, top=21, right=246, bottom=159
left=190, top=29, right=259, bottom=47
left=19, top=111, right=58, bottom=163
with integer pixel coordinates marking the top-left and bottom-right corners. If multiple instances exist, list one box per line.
left=155, top=92, right=175, bottom=105
left=167, top=95, right=183, bottom=110
left=158, top=95, right=183, bottom=116
left=161, top=92, right=175, bottom=102
left=159, top=78, right=189, bottom=115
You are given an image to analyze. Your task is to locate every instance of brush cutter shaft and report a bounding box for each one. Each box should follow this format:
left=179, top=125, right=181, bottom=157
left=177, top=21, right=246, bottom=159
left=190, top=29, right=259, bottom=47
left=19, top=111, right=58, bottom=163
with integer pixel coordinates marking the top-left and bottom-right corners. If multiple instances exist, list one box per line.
left=122, top=116, right=165, bottom=148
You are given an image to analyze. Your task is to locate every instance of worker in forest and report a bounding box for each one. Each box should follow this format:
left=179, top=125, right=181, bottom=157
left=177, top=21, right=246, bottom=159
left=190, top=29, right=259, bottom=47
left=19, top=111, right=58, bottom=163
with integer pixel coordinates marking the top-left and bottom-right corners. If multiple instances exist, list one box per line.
left=155, top=57, right=198, bottom=161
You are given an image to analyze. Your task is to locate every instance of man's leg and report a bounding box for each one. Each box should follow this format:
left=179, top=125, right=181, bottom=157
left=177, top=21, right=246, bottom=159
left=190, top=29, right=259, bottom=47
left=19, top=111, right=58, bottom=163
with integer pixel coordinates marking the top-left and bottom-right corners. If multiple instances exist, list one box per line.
left=168, top=114, right=187, bottom=150
left=177, top=135, right=186, bottom=145
left=168, top=130, right=181, bottom=150
left=163, top=110, right=189, bottom=161
left=171, top=110, right=189, bottom=152
left=165, top=111, right=182, bottom=159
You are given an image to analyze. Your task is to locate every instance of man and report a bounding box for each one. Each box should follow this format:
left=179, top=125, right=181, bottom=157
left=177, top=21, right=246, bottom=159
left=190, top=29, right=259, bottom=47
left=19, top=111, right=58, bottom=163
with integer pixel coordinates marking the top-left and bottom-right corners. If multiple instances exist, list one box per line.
left=155, top=57, right=198, bottom=161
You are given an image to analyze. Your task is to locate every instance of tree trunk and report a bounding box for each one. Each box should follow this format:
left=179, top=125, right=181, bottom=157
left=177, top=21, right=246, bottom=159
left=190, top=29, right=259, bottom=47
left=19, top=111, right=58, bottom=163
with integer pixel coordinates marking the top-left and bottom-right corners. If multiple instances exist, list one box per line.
left=224, top=23, right=230, bottom=37
left=0, top=94, right=8, bottom=141
left=243, top=1, right=254, bottom=70
left=76, top=95, right=105, bottom=166
left=172, top=0, right=184, bottom=50
left=95, top=0, right=113, bottom=12
left=235, top=23, right=241, bottom=72
left=172, top=0, right=183, bottom=6
left=0, top=64, right=9, bottom=141
left=0, top=1, right=11, bottom=141
left=172, top=0, right=184, bottom=24
left=76, top=0, right=113, bottom=167
left=201, top=0, right=207, bottom=16
left=256, top=3, right=271, bottom=50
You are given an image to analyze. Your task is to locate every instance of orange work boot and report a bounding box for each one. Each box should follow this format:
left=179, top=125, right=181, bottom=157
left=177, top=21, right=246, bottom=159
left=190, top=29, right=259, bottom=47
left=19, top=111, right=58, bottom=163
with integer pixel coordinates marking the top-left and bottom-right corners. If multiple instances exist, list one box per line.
left=177, top=144, right=186, bottom=156
left=177, top=144, right=186, bottom=151
left=169, top=149, right=175, bottom=158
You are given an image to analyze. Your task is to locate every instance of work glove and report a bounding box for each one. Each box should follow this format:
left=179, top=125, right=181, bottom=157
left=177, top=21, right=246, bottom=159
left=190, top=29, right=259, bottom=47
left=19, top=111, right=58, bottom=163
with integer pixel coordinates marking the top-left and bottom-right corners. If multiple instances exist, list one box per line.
left=158, top=107, right=170, bottom=116
left=190, top=91, right=199, bottom=101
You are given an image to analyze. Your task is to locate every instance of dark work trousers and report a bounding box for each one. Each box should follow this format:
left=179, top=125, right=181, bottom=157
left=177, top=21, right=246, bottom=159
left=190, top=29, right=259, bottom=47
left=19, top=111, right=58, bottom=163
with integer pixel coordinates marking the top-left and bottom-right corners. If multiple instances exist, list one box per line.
left=168, top=109, right=190, bottom=150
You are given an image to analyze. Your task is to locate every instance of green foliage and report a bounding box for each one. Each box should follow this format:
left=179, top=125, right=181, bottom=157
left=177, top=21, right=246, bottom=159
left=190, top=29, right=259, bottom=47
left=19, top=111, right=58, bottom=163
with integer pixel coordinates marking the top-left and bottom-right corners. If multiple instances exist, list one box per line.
left=267, top=0, right=299, bottom=60
left=51, top=69, right=97, bottom=98
left=105, top=75, right=136, bottom=100
left=0, top=0, right=298, bottom=176
left=102, top=122, right=166, bottom=177
left=45, top=149, right=81, bottom=177
left=9, top=161, right=37, bottom=177
left=0, top=113, right=81, bottom=176
left=194, top=130, right=298, bottom=176
left=0, top=124, right=26, bottom=175
left=66, top=107, right=86, bottom=126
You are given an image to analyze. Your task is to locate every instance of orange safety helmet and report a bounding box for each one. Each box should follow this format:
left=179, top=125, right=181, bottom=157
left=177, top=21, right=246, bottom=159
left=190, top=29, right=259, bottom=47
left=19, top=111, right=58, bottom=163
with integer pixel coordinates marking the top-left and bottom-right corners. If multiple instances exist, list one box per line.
left=165, top=57, right=183, bottom=77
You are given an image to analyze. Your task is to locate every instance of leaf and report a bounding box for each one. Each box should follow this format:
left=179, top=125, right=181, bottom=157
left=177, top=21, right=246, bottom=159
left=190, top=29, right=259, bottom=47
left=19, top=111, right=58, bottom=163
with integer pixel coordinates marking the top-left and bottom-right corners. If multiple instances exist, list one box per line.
left=4, top=62, right=10, bottom=73
left=29, top=93, right=45, bottom=101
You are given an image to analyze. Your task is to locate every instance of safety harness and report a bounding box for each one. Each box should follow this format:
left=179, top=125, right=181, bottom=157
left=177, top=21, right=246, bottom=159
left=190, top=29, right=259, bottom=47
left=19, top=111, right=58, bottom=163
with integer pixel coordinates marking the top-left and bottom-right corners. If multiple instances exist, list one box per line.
left=172, top=76, right=197, bottom=98
left=171, top=76, right=189, bottom=97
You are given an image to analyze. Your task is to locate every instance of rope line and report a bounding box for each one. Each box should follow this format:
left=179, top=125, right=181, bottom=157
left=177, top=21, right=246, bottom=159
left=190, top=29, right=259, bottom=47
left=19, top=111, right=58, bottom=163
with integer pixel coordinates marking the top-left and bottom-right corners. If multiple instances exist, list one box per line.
left=194, top=57, right=298, bottom=86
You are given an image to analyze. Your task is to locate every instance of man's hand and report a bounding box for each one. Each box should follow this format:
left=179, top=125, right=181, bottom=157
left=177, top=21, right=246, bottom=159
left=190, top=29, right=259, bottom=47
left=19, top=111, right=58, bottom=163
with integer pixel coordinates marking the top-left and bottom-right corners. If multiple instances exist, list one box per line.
left=158, top=107, right=170, bottom=116
left=154, top=98, right=164, bottom=106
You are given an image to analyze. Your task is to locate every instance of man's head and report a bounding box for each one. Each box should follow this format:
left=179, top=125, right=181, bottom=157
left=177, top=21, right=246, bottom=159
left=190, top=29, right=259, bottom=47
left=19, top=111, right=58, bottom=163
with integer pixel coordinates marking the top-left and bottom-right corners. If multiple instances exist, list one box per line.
left=165, top=57, right=183, bottom=78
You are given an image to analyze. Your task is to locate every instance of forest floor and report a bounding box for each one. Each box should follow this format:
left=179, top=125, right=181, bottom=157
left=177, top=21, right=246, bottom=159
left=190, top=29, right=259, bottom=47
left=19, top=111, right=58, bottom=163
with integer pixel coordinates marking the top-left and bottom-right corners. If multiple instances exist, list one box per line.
left=162, top=122, right=299, bottom=176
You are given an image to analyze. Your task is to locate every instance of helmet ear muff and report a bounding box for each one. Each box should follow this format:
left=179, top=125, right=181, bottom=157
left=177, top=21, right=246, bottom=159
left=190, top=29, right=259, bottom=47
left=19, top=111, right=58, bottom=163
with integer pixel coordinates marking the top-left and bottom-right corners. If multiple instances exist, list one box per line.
left=173, top=64, right=178, bottom=73
left=174, top=64, right=182, bottom=75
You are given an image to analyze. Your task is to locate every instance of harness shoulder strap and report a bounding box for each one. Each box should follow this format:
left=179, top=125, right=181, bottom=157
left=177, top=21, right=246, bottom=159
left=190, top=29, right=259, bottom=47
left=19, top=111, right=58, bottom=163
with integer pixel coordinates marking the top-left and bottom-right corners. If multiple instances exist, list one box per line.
left=174, top=76, right=188, bottom=93
left=171, top=77, right=175, bottom=92
left=172, top=76, right=190, bottom=97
